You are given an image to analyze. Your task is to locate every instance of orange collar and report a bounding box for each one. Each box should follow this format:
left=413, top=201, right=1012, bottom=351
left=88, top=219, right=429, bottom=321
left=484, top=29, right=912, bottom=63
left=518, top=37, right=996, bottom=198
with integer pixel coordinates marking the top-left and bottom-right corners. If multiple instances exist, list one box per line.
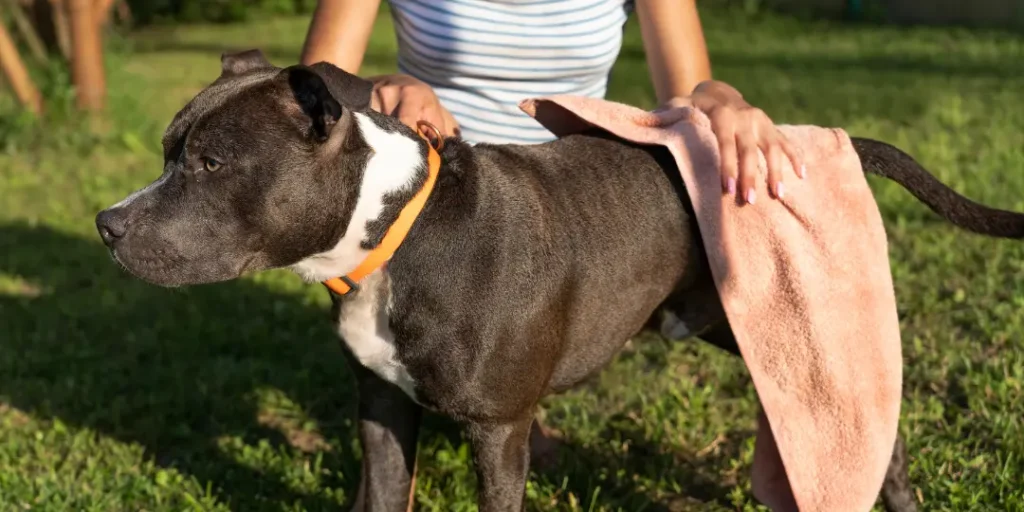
left=322, top=121, right=443, bottom=296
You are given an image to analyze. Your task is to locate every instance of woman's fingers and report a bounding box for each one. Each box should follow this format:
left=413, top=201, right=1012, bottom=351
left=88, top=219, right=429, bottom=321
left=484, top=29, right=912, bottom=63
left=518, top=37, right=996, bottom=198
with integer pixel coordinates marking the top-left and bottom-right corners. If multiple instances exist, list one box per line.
left=441, top=107, right=461, bottom=137
left=711, top=111, right=739, bottom=196
left=377, top=82, right=456, bottom=144
left=372, top=82, right=400, bottom=115
left=736, top=127, right=760, bottom=204
left=764, top=139, right=786, bottom=199
left=779, top=133, right=806, bottom=179
left=711, top=106, right=807, bottom=204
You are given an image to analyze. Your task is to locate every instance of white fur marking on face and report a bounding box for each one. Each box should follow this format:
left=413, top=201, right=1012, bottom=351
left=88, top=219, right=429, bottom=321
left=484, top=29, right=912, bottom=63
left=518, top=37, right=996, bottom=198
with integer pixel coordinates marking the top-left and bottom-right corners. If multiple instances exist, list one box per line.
left=336, top=271, right=418, bottom=400
left=290, top=114, right=423, bottom=282
left=112, top=172, right=171, bottom=209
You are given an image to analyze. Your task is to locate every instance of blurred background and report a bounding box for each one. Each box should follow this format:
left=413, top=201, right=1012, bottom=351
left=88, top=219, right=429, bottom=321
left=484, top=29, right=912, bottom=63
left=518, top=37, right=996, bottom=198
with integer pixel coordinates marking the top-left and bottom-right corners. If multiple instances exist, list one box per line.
left=1, top=0, right=1022, bottom=510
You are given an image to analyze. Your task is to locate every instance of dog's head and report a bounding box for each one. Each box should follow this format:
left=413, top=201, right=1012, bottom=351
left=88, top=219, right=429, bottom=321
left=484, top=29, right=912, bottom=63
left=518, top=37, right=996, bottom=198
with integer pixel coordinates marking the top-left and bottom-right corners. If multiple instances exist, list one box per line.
left=95, top=50, right=386, bottom=286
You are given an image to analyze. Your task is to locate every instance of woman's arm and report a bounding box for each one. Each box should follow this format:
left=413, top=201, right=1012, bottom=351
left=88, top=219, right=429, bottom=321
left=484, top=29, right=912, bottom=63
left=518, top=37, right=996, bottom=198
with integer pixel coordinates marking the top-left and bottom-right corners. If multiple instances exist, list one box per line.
left=300, top=0, right=383, bottom=73
left=299, top=0, right=459, bottom=136
left=636, top=0, right=712, bottom=103
left=637, top=0, right=802, bottom=204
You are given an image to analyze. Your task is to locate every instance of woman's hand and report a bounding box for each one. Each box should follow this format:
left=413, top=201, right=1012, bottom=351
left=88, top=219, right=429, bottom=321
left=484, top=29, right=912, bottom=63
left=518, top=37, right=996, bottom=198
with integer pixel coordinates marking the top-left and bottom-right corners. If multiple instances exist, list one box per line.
left=369, top=74, right=460, bottom=138
left=687, top=80, right=804, bottom=205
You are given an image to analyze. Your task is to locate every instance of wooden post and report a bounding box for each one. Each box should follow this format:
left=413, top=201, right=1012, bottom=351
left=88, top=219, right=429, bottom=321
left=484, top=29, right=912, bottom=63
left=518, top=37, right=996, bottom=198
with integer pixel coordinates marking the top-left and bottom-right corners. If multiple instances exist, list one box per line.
left=92, top=0, right=112, bottom=27
left=114, top=0, right=129, bottom=25
left=4, top=0, right=48, bottom=62
left=93, top=0, right=131, bottom=28
left=0, top=18, right=43, bottom=113
left=49, top=0, right=69, bottom=59
left=66, top=0, right=104, bottom=110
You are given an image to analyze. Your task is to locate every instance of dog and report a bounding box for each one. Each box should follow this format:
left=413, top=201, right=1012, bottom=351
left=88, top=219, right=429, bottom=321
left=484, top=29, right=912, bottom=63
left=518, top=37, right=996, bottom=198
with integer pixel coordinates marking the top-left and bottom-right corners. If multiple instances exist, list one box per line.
left=95, top=50, right=1024, bottom=511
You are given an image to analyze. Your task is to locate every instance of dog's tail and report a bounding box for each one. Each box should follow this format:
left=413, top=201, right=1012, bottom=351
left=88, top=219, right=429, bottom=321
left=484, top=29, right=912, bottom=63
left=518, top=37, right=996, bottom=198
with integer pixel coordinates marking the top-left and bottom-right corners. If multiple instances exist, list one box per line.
left=852, top=137, right=1024, bottom=239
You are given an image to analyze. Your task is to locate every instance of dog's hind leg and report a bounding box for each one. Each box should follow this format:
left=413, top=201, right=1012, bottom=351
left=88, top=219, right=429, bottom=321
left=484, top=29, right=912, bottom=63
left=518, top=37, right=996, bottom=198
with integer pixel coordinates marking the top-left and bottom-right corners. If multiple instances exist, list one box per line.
left=881, top=434, right=918, bottom=512
left=528, top=416, right=563, bottom=472
left=656, top=270, right=727, bottom=344
left=700, top=325, right=918, bottom=511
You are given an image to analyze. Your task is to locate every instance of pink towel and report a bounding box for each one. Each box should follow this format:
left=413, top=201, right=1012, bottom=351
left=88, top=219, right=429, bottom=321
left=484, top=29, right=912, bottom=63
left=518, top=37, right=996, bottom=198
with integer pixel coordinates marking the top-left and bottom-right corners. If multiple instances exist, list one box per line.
left=519, top=96, right=903, bottom=511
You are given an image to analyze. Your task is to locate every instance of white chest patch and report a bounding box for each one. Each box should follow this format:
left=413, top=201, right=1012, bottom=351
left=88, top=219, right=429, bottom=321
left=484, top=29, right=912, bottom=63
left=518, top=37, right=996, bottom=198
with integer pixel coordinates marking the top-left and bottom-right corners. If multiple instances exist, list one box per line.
left=289, top=113, right=424, bottom=283
left=288, top=113, right=425, bottom=400
left=336, top=271, right=418, bottom=400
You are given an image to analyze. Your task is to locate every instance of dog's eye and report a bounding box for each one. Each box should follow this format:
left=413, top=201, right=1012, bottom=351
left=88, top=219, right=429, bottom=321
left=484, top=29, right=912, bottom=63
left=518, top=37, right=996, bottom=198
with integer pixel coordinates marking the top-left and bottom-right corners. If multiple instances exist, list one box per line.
left=202, top=157, right=223, bottom=173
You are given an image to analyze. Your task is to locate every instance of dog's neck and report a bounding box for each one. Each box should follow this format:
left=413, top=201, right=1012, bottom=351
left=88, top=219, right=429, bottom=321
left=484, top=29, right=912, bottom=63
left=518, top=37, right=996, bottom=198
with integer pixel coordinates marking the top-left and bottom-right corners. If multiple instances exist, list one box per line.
left=290, top=112, right=429, bottom=283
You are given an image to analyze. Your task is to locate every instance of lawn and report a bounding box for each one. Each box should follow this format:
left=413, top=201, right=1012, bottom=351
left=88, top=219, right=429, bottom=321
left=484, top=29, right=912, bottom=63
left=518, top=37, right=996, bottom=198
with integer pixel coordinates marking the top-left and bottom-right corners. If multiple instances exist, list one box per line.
left=1, top=5, right=1024, bottom=511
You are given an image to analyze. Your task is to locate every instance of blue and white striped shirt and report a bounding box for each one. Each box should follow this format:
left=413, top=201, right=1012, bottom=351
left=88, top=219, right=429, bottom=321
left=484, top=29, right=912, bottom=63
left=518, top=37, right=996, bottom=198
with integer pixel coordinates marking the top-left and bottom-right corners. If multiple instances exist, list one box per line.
left=388, top=0, right=635, bottom=144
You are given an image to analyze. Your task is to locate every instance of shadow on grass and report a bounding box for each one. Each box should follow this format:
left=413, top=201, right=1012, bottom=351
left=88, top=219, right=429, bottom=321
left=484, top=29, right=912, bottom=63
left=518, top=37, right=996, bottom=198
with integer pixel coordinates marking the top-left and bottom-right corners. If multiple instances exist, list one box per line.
left=0, top=221, right=357, bottom=510
left=530, top=424, right=751, bottom=511
left=0, top=221, right=745, bottom=510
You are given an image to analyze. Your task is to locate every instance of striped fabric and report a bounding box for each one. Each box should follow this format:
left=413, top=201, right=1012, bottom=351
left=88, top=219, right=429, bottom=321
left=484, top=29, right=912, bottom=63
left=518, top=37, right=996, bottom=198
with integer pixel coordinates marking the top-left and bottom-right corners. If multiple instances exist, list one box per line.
left=388, top=0, right=634, bottom=144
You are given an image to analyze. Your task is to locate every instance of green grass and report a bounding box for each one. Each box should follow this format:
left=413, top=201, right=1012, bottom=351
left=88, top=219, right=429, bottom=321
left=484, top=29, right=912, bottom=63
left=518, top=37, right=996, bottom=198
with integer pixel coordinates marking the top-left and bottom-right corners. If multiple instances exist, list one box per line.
left=2, top=6, right=1024, bottom=511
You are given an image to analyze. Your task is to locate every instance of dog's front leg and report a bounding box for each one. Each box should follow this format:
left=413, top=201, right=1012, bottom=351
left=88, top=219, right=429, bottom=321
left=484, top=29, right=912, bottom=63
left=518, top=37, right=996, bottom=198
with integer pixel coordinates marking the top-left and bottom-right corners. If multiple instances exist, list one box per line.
left=350, top=367, right=422, bottom=512
left=466, top=416, right=534, bottom=511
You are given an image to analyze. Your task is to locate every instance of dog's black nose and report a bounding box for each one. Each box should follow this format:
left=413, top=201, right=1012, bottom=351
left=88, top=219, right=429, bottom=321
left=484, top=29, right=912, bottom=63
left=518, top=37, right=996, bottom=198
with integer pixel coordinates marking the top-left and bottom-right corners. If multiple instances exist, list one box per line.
left=96, top=208, right=129, bottom=246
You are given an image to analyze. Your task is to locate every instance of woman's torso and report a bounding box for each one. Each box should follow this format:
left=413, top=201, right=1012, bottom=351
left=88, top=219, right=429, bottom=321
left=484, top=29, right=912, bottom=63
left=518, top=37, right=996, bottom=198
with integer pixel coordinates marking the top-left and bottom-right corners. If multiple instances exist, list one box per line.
left=387, top=0, right=633, bottom=144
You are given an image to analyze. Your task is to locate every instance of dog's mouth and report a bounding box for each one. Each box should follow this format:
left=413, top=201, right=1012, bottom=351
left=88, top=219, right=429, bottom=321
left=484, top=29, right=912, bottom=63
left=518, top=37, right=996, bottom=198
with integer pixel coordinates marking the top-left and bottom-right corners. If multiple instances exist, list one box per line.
left=111, top=240, right=266, bottom=288
left=115, top=248, right=177, bottom=268
left=110, top=244, right=185, bottom=286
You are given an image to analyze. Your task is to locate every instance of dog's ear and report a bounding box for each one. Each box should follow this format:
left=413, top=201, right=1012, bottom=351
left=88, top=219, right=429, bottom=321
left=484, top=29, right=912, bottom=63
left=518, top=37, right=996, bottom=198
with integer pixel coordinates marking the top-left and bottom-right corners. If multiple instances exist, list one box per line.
left=306, top=61, right=373, bottom=111
left=287, top=66, right=345, bottom=141
left=220, top=49, right=272, bottom=76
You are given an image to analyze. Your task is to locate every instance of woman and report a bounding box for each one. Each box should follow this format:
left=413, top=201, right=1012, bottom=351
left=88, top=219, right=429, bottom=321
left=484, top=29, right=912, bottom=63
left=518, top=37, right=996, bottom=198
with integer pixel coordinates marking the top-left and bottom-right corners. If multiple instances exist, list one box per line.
left=300, top=0, right=803, bottom=203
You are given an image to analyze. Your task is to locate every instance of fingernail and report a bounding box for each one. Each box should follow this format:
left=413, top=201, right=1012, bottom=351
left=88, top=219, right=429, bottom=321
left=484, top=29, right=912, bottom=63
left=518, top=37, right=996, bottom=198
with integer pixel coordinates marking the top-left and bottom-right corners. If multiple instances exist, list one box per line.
left=776, top=182, right=785, bottom=199
left=799, top=164, right=807, bottom=179
left=746, top=189, right=757, bottom=205
left=727, top=177, right=737, bottom=195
